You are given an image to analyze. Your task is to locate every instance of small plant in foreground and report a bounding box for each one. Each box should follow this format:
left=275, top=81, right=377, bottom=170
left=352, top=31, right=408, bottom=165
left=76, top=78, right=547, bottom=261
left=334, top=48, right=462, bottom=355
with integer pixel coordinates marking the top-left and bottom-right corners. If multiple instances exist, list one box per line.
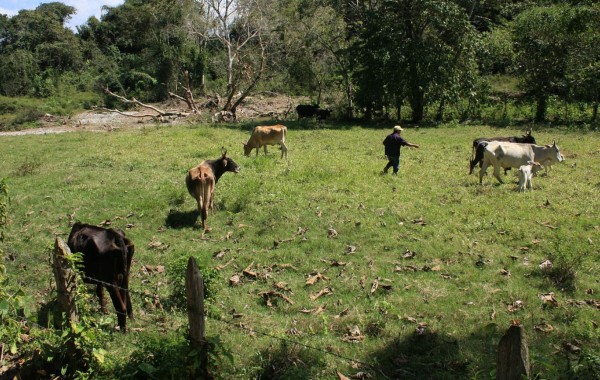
left=544, top=239, right=585, bottom=292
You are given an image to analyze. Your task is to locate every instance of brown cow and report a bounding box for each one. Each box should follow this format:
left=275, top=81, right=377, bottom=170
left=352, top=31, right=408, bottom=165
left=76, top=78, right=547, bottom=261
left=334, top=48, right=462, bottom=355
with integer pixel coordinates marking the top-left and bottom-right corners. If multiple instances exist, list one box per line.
left=67, top=222, right=134, bottom=332
left=186, top=149, right=240, bottom=231
left=243, top=125, right=288, bottom=159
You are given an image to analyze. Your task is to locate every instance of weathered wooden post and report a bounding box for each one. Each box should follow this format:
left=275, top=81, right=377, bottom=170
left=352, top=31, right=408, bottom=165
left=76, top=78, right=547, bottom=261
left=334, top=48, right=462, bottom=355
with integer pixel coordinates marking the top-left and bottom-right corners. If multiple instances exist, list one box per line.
left=51, top=237, right=80, bottom=369
left=186, top=257, right=210, bottom=379
left=497, top=324, right=531, bottom=380
left=52, top=237, right=78, bottom=324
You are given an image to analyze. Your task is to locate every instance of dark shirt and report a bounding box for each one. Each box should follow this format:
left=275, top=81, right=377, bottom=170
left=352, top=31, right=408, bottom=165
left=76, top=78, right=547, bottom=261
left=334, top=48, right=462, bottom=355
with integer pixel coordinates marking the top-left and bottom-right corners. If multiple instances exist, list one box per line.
left=383, top=132, right=408, bottom=156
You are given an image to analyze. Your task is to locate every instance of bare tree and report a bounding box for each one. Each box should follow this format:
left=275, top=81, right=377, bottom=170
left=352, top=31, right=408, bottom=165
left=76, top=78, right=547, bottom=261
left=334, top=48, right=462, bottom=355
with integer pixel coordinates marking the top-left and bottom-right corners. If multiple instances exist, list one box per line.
left=194, top=0, right=272, bottom=119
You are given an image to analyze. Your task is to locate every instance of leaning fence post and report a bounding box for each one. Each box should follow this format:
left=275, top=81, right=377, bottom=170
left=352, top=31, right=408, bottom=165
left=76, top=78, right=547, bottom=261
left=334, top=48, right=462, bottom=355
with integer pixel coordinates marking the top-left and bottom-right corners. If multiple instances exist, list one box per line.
left=497, top=324, right=531, bottom=380
left=51, top=237, right=78, bottom=324
left=186, top=257, right=209, bottom=379
left=51, top=237, right=81, bottom=370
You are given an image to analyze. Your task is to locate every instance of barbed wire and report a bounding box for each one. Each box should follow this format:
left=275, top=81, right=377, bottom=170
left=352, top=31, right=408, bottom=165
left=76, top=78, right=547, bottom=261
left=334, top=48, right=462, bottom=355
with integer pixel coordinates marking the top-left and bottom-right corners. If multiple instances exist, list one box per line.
left=7, top=272, right=388, bottom=377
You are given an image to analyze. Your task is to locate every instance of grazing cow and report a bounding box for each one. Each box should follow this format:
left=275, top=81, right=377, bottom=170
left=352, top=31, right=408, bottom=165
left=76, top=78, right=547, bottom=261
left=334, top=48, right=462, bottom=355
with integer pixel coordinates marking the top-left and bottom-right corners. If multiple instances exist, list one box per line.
left=479, top=141, right=564, bottom=185
left=186, top=149, right=240, bottom=231
left=296, top=104, right=319, bottom=119
left=517, top=161, right=542, bottom=192
left=67, top=222, right=134, bottom=332
left=243, top=124, right=288, bottom=159
left=315, top=108, right=332, bottom=120
left=470, top=130, right=536, bottom=174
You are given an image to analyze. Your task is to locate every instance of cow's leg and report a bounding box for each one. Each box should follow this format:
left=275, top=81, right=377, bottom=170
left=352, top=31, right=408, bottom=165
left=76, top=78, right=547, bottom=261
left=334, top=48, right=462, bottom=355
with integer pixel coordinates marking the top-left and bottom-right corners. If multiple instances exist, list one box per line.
left=280, top=142, right=288, bottom=159
left=263, top=145, right=268, bottom=156
left=493, top=165, right=504, bottom=183
left=517, top=175, right=525, bottom=192
left=106, top=284, right=128, bottom=332
left=125, top=250, right=134, bottom=319
left=96, top=283, right=107, bottom=313
left=479, top=163, right=488, bottom=184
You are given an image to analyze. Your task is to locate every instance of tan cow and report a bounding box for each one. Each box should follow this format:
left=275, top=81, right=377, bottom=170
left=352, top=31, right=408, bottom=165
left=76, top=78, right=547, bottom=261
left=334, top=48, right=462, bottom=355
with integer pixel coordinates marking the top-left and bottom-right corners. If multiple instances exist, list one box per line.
left=186, top=150, right=240, bottom=231
left=243, top=124, right=288, bottom=159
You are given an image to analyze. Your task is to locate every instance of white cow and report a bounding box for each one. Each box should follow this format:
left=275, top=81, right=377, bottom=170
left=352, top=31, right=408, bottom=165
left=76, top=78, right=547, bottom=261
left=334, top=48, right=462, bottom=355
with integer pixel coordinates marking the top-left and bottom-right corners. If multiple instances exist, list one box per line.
left=517, top=161, right=541, bottom=192
left=479, top=141, right=564, bottom=185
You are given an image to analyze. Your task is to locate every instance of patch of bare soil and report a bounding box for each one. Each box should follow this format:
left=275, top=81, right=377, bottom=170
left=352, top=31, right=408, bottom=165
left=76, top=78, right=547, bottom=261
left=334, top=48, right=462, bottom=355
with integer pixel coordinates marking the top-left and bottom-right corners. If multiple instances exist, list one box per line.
left=0, top=94, right=304, bottom=136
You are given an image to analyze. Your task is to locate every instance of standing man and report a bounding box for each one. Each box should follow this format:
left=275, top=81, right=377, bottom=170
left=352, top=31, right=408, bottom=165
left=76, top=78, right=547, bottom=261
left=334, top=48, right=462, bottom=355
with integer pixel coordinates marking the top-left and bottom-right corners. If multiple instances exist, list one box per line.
left=382, top=125, right=419, bottom=175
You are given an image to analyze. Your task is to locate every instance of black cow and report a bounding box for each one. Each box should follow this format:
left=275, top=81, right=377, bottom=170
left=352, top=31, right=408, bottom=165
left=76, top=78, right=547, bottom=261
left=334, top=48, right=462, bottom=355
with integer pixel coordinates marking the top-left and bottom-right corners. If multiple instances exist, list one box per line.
left=67, top=222, right=134, bottom=332
left=296, top=104, right=319, bottom=119
left=469, top=130, right=536, bottom=174
left=315, top=108, right=332, bottom=120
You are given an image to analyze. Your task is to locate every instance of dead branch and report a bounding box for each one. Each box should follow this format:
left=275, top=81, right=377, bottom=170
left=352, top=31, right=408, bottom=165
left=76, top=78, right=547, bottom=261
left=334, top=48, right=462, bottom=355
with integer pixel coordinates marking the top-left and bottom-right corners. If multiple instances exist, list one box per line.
left=93, top=107, right=157, bottom=119
left=103, top=87, right=189, bottom=118
left=168, top=71, right=200, bottom=113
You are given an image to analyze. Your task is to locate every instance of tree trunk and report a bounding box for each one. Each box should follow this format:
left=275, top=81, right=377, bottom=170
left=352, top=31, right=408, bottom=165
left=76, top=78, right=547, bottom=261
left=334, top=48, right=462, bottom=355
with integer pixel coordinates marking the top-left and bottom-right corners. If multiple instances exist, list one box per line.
left=535, top=95, right=547, bottom=123
left=436, top=98, right=445, bottom=122
left=592, top=101, right=598, bottom=122
left=410, top=92, right=424, bottom=123
left=344, top=73, right=353, bottom=119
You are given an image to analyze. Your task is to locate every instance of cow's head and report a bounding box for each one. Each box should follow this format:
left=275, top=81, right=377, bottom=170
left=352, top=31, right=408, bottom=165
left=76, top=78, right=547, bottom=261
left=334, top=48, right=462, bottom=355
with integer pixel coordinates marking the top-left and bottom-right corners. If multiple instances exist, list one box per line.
left=547, top=140, right=564, bottom=163
left=222, top=149, right=241, bottom=173
left=519, top=129, right=536, bottom=145
left=242, top=143, right=252, bottom=156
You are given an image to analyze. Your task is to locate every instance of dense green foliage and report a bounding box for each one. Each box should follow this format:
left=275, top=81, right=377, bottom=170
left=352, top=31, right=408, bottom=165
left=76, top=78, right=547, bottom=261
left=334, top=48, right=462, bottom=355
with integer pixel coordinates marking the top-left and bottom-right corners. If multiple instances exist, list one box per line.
left=0, top=122, right=598, bottom=378
left=1, top=0, right=600, bottom=125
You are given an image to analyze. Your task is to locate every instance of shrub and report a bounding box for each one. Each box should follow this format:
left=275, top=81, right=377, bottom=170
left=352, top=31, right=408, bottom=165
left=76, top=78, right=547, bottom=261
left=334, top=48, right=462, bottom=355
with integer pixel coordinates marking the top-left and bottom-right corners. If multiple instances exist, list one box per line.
left=166, top=256, right=218, bottom=310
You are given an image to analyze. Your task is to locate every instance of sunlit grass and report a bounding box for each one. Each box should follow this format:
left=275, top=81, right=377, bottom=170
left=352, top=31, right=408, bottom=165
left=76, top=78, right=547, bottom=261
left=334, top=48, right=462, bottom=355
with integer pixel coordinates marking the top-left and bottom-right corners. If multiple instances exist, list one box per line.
left=0, top=122, right=598, bottom=379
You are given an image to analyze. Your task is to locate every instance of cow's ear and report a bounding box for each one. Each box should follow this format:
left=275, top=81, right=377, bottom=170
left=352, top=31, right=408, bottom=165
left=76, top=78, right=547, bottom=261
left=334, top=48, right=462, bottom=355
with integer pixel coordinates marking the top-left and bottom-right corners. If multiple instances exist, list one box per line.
left=221, top=147, right=227, bottom=157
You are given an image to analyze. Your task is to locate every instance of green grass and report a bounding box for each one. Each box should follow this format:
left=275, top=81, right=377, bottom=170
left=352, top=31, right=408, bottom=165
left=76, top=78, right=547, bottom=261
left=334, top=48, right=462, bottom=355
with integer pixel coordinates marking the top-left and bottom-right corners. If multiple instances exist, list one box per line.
left=1, top=122, right=599, bottom=379
left=0, top=93, right=101, bottom=131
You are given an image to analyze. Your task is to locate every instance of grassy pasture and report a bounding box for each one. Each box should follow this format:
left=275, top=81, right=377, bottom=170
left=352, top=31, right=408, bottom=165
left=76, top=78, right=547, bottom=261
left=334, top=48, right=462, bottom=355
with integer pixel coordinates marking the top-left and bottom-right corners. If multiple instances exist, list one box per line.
left=0, top=121, right=599, bottom=379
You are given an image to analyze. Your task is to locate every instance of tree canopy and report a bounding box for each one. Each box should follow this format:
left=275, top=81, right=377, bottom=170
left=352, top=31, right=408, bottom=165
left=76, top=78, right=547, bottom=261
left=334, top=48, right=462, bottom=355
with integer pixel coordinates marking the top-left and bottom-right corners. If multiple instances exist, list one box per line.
left=1, top=0, right=599, bottom=124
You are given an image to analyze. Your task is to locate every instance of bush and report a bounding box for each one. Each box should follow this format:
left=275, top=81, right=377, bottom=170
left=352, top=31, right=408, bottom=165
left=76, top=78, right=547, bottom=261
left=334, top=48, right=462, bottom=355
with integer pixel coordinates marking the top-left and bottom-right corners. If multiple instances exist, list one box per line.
left=166, top=256, right=218, bottom=310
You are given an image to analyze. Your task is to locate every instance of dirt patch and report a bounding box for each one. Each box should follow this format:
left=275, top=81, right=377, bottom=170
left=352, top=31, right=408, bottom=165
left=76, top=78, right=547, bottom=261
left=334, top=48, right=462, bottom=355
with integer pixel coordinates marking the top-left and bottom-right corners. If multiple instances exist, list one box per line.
left=0, top=94, right=305, bottom=136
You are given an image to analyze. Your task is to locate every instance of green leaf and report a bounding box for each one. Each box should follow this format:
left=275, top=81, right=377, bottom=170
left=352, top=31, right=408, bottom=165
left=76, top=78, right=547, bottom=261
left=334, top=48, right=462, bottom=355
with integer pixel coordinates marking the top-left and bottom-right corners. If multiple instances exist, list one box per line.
left=138, top=363, right=158, bottom=375
left=93, top=348, right=106, bottom=363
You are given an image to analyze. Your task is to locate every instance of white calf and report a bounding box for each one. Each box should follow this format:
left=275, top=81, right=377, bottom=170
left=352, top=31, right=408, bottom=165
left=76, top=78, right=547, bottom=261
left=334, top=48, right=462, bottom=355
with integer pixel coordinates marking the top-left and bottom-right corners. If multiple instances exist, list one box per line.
left=517, top=161, right=541, bottom=192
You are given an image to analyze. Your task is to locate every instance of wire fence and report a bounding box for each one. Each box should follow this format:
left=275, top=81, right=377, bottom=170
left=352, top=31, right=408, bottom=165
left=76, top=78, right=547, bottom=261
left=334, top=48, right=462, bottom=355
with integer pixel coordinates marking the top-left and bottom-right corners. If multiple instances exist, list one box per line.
left=4, top=268, right=387, bottom=378
left=82, top=274, right=384, bottom=375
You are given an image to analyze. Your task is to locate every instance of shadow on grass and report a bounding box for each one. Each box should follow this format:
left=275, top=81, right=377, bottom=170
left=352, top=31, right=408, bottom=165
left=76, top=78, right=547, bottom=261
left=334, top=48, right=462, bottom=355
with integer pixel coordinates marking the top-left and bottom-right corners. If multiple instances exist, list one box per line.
left=165, top=209, right=198, bottom=229
left=372, top=331, right=469, bottom=379
left=255, top=341, right=326, bottom=380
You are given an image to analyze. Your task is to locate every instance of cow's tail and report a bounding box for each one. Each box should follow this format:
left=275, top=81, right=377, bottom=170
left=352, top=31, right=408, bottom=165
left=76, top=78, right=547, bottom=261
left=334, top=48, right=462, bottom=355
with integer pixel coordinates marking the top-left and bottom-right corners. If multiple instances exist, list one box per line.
left=115, top=233, right=128, bottom=280
left=470, top=142, right=488, bottom=175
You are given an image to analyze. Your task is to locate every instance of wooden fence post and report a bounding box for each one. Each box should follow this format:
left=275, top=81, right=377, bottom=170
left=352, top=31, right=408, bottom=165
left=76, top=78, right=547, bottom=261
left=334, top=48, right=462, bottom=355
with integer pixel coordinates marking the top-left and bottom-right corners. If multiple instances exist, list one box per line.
left=51, top=237, right=81, bottom=369
left=497, top=324, right=531, bottom=380
left=186, top=257, right=209, bottom=379
left=51, top=237, right=78, bottom=324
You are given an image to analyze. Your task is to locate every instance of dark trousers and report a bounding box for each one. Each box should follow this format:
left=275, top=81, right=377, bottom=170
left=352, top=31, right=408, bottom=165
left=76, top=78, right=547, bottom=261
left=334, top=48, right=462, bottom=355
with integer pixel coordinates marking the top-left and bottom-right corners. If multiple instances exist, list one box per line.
left=384, top=155, right=400, bottom=174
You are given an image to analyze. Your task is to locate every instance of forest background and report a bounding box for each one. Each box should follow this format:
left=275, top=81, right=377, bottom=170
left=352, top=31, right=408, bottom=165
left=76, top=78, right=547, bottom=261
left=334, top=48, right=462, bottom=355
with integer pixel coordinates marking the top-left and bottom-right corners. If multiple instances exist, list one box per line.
left=1, top=0, right=600, bottom=128
left=1, top=1, right=599, bottom=379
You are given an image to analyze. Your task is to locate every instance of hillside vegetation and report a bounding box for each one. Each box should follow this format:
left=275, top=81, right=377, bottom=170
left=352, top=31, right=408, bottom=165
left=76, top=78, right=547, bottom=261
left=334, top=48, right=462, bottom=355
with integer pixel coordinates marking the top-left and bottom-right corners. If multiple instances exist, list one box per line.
left=0, top=122, right=598, bottom=379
